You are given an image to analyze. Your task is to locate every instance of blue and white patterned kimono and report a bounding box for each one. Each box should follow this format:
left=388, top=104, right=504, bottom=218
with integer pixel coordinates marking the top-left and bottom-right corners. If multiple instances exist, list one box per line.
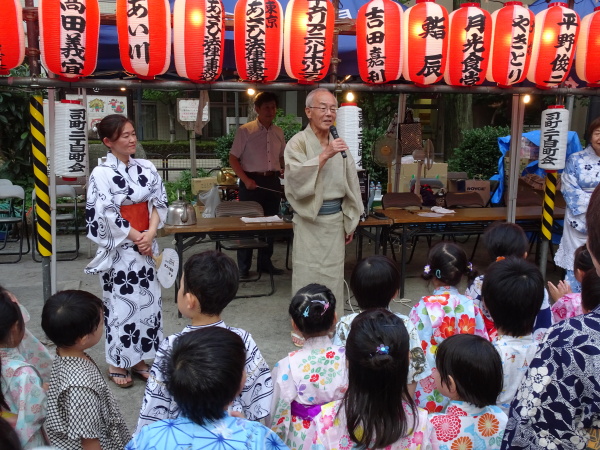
left=555, top=146, right=600, bottom=276
left=85, top=152, right=168, bottom=368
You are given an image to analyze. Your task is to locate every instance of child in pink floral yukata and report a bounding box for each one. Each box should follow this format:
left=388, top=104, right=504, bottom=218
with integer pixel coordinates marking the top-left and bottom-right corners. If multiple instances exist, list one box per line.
left=266, top=284, right=347, bottom=450
left=428, top=334, right=507, bottom=450
left=313, top=309, right=432, bottom=449
left=409, top=242, right=489, bottom=413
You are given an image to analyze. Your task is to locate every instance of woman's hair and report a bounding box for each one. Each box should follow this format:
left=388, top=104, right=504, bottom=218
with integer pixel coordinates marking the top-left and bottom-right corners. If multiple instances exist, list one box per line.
left=97, top=114, right=134, bottom=144
left=163, top=327, right=245, bottom=426
left=0, top=417, right=22, bottom=450
left=588, top=116, right=600, bottom=140
left=573, top=245, right=594, bottom=273
left=41, top=290, right=103, bottom=348
left=289, top=284, right=336, bottom=337
left=350, top=255, right=400, bottom=309
left=581, top=269, right=600, bottom=313
left=0, top=286, right=24, bottom=411
left=436, top=334, right=502, bottom=408
left=483, top=221, right=528, bottom=260
left=587, top=186, right=600, bottom=261
left=343, top=309, right=415, bottom=448
left=422, top=242, right=477, bottom=286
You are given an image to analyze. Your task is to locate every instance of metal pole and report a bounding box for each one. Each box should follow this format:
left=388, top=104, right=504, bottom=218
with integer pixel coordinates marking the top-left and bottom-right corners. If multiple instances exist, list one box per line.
left=47, top=87, right=57, bottom=294
left=507, top=94, right=525, bottom=223
left=189, top=129, right=197, bottom=178
left=393, top=94, right=407, bottom=192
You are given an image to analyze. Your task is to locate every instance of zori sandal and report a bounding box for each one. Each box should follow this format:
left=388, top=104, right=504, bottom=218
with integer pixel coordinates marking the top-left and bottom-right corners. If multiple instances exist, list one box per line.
left=106, top=369, right=134, bottom=388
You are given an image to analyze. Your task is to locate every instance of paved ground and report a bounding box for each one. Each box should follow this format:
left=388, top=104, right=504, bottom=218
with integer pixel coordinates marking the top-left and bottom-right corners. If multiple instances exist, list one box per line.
left=0, top=230, right=562, bottom=434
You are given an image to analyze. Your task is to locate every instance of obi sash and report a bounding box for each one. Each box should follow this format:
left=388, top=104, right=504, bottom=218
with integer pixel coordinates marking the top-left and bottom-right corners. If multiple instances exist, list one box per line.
left=290, top=400, right=324, bottom=421
left=318, top=198, right=343, bottom=216
left=120, top=202, right=149, bottom=231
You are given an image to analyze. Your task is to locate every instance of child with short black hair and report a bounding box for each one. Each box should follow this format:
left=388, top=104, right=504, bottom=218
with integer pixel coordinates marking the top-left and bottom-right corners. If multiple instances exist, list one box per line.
left=127, top=327, right=287, bottom=449
left=333, top=255, right=428, bottom=386
left=313, top=309, right=432, bottom=449
left=0, top=288, right=47, bottom=449
left=137, top=250, right=272, bottom=433
left=549, top=244, right=594, bottom=321
left=465, top=221, right=552, bottom=341
left=42, top=290, right=130, bottom=450
left=267, top=284, right=347, bottom=449
left=429, top=334, right=507, bottom=449
left=481, top=257, right=544, bottom=414
left=410, top=242, right=489, bottom=413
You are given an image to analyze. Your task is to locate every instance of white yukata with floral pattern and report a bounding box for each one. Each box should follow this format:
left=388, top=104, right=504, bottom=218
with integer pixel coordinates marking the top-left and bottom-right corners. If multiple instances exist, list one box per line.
left=267, top=335, right=347, bottom=450
left=312, top=399, right=433, bottom=449
left=429, top=401, right=507, bottom=450
left=409, top=286, right=489, bottom=413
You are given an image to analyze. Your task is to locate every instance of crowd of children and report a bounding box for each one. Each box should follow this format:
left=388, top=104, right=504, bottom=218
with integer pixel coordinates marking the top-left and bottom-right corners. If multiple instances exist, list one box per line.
left=4, top=214, right=600, bottom=449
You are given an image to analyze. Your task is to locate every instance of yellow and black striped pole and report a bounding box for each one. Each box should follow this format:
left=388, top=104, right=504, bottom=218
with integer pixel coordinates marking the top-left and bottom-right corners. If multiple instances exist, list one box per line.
left=541, top=171, right=557, bottom=241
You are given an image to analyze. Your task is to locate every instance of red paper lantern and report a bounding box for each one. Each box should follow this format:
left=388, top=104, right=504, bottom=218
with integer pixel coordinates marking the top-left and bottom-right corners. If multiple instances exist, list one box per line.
left=234, top=0, right=283, bottom=82
left=527, top=2, right=580, bottom=89
left=173, top=0, right=225, bottom=82
left=0, top=0, right=24, bottom=75
left=356, top=0, right=403, bottom=84
left=576, top=7, right=600, bottom=87
left=444, top=3, right=491, bottom=86
left=38, top=0, right=100, bottom=80
left=486, top=1, right=534, bottom=87
left=402, top=0, right=449, bottom=86
left=116, top=0, right=171, bottom=79
left=284, top=0, right=334, bottom=83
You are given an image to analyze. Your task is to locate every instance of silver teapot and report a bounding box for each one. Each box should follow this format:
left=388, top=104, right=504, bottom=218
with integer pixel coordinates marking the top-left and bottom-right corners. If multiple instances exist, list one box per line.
left=166, top=191, right=197, bottom=226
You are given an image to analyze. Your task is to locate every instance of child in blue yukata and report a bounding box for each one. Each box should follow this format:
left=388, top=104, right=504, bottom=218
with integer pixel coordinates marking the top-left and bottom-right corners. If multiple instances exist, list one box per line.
left=465, top=221, right=553, bottom=341
left=127, top=327, right=288, bottom=450
left=136, top=250, right=272, bottom=434
left=428, top=334, right=507, bottom=450
left=481, top=257, right=544, bottom=415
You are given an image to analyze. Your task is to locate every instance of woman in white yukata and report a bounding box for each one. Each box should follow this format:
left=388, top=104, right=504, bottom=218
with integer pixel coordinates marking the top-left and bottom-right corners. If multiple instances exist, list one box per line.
left=85, top=114, right=168, bottom=387
left=555, top=116, right=600, bottom=292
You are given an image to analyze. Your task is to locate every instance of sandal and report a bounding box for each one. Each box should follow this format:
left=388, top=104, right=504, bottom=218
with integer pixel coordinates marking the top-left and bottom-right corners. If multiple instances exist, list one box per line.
left=131, top=364, right=151, bottom=381
left=291, top=331, right=305, bottom=348
left=107, top=369, right=134, bottom=388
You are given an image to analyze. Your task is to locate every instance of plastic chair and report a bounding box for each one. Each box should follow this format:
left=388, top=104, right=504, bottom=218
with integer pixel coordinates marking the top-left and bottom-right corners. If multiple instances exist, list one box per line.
left=0, top=179, right=13, bottom=186
left=0, top=185, right=30, bottom=263
left=32, top=185, right=80, bottom=261
left=212, top=201, right=275, bottom=298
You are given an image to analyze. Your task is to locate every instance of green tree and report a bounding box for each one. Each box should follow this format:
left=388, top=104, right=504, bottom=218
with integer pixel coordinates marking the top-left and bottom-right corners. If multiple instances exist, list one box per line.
left=142, top=90, right=182, bottom=143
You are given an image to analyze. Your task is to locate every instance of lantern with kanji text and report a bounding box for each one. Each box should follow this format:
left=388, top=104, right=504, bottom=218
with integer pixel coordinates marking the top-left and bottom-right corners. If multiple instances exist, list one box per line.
left=0, top=0, right=25, bottom=75
left=575, top=7, right=600, bottom=87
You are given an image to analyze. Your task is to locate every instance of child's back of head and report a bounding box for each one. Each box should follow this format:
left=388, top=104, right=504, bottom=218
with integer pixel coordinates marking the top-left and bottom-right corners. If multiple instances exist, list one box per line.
left=182, top=250, right=239, bottom=316
left=423, top=242, right=476, bottom=286
left=481, top=257, right=544, bottom=337
left=41, top=290, right=103, bottom=348
left=436, top=334, right=502, bottom=408
left=289, top=284, right=336, bottom=337
left=0, top=287, right=25, bottom=413
left=350, top=255, right=400, bottom=309
left=343, top=309, right=414, bottom=448
left=164, top=327, right=245, bottom=425
left=581, top=269, right=600, bottom=313
left=574, top=245, right=594, bottom=274
left=483, top=221, right=528, bottom=260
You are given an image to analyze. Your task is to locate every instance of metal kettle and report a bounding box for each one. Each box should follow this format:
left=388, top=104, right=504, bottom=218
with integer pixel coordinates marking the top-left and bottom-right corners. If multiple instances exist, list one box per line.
left=166, top=190, right=197, bottom=226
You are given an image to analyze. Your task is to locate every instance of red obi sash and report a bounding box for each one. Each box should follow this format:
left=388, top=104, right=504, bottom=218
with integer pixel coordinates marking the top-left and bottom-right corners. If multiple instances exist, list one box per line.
left=120, top=202, right=149, bottom=231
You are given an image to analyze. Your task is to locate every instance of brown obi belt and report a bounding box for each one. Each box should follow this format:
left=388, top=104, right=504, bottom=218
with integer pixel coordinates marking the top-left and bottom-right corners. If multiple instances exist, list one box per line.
left=120, top=202, right=149, bottom=231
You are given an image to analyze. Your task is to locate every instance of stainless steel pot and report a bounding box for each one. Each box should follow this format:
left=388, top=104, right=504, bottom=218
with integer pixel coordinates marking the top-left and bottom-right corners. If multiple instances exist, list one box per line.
left=166, top=191, right=197, bottom=226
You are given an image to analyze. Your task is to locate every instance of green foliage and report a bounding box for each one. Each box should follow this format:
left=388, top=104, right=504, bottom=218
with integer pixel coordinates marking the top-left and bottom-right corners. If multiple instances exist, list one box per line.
left=447, top=126, right=510, bottom=179
left=142, top=90, right=181, bottom=104
left=214, top=130, right=236, bottom=167
left=164, top=169, right=208, bottom=203
left=361, top=126, right=389, bottom=185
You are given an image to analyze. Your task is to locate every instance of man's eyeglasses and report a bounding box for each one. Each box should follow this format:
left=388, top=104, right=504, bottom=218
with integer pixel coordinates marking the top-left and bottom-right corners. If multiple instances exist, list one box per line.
left=308, top=106, right=338, bottom=114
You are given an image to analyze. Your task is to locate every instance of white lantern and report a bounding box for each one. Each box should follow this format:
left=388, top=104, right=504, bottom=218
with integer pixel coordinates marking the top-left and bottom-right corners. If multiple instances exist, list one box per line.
left=538, top=105, right=569, bottom=171
left=55, top=101, right=88, bottom=177
left=336, top=103, right=363, bottom=169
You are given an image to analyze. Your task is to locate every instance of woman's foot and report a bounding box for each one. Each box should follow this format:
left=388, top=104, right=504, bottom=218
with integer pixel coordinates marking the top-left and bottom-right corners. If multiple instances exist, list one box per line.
left=131, top=361, right=151, bottom=381
left=107, top=366, right=134, bottom=388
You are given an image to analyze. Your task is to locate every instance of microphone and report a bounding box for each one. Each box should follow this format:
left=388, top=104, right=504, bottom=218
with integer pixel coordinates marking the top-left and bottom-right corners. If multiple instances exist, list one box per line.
left=329, top=125, right=347, bottom=158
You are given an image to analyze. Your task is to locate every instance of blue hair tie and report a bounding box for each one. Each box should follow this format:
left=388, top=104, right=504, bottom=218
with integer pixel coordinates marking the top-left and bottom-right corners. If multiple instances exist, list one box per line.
left=302, top=306, right=309, bottom=318
left=435, top=269, right=442, bottom=279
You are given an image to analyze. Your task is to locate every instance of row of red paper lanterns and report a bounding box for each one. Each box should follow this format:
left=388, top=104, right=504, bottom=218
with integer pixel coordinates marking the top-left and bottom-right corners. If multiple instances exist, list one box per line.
left=1, top=0, right=599, bottom=87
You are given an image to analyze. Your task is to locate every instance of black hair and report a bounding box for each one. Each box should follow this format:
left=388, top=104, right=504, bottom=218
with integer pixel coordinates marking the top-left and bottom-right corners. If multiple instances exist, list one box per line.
left=581, top=269, right=600, bottom=313
left=289, top=284, right=336, bottom=337
left=422, top=242, right=478, bottom=286
left=350, top=255, right=400, bottom=309
left=343, top=309, right=415, bottom=448
left=182, top=251, right=239, bottom=316
left=481, top=257, right=544, bottom=337
left=587, top=186, right=600, bottom=261
left=436, top=334, right=502, bottom=408
left=588, top=116, right=600, bottom=141
left=97, top=114, right=134, bottom=144
left=254, top=91, right=279, bottom=108
left=163, top=327, right=245, bottom=426
left=0, top=286, right=24, bottom=411
left=0, top=417, right=22, bottom=450
left=573, top=245, right=594, bottom=273
left=483, top=221, right=529, bottom=260
left=41, top=290, right=103, bottom=348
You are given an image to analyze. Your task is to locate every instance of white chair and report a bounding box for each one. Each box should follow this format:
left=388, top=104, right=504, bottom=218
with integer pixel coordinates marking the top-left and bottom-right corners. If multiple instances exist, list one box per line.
left=0, top=179, right=13, bottom=186
left=0, top=185, right=30, bottom=263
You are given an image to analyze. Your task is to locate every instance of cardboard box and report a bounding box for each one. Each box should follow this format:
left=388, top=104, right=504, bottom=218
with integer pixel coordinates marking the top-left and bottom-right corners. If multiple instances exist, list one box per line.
left=456, top=179, right=491, bottom=203
left=394, top=163, right=448, bottom=192
left=191, top=177, right=218, bottom=195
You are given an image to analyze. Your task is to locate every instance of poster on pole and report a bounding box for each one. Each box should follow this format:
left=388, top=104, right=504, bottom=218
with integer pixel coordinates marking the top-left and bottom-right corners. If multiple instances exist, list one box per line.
left=177, top=98, right=210, bottom=131
left=66, top=94, right=128, bottom=137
